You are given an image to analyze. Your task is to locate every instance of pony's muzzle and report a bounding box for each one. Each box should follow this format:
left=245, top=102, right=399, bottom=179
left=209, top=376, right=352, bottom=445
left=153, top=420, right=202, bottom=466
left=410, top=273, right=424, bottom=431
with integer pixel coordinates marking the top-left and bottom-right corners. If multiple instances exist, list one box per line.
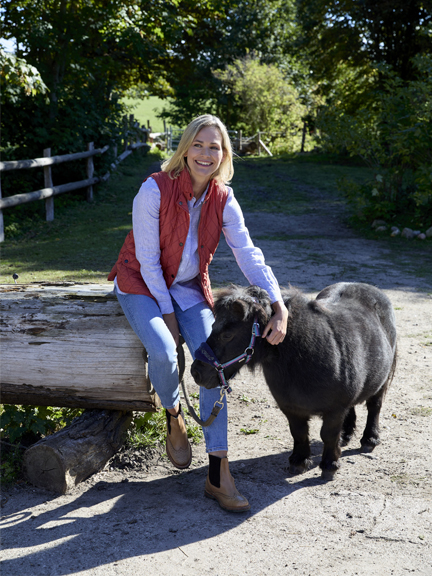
left=190, top=360, right=219, bottom=389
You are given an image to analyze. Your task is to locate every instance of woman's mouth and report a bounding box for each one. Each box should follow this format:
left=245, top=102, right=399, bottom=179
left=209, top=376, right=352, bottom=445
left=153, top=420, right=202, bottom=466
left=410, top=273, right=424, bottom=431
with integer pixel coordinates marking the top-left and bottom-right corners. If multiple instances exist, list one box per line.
left=195, top=160, right=212, bottom=167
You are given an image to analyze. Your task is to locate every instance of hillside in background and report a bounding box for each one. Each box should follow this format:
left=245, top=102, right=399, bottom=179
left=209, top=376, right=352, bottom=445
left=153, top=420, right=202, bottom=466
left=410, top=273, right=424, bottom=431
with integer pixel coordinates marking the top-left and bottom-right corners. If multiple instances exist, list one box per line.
left=121, top=96, right=167, bottom=132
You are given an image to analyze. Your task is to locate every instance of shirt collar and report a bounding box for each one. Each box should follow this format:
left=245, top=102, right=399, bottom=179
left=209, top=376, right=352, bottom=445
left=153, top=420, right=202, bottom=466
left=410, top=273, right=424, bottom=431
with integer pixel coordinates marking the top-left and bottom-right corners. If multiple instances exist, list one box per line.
left=190, top=183, right=209, bottom=207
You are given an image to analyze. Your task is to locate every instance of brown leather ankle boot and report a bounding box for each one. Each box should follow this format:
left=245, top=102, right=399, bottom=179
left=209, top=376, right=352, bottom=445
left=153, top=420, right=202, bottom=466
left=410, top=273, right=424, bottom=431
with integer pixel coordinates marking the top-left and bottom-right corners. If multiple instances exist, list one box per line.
left=205, top=455, right=250, bottom=512
left=166, top=404, right=192, bottom=469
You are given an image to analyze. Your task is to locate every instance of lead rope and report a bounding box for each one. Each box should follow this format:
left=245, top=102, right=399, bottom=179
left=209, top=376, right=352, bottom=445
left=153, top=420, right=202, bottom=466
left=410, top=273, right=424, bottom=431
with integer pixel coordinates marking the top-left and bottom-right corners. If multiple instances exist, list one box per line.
left=177, top=343, right=226, bottom=428
left=177, top=318, right=261, bottom=428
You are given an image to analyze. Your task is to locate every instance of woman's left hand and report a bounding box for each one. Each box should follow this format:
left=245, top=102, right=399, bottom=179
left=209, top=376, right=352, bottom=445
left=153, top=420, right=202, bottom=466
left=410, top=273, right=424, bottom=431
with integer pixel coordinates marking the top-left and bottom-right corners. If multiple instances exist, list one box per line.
left=262, top=300, right=288, bottom=346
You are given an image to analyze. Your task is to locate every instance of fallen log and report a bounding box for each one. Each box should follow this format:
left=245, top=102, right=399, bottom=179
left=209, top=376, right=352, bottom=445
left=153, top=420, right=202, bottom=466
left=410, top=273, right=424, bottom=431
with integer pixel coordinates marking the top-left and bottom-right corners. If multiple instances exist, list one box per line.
left=0, top=283, right=160, bottom=411
left=23, top=409, right=133, bottom=493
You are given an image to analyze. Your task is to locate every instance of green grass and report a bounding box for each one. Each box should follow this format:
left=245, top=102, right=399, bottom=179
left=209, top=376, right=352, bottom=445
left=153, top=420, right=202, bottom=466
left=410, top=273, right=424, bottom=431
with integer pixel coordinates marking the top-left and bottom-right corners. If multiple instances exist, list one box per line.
left=1, top=151, right=430, bottom=287
left=0, top=148, right=165, bottom=284
left=128, top=408, right=203, bottom=448
left=122, top=96, right=169, bottom=132
left=231, top=154, right=373, bottom=214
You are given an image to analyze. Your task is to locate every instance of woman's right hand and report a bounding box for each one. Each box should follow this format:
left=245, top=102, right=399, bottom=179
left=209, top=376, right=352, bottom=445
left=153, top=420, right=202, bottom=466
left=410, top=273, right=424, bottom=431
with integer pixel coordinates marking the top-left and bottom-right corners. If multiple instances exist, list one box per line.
left=163, top=312, right=180, bottom=347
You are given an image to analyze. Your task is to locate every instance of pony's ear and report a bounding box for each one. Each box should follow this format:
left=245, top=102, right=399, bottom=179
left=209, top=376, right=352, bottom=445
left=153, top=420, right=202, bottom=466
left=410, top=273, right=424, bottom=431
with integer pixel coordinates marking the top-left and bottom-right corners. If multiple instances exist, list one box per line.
left=252, top=302, right=272, bottom=325
left=247, top=285, right=269, bottom=302
left=231, top=299, right=248, bottom=320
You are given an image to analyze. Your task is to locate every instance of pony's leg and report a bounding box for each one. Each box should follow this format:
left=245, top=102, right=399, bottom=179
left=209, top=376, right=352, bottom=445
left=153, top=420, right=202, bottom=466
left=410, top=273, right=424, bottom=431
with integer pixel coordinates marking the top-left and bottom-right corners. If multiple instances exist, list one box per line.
left=319, top=411, right=346, bottom=479
left=285, top=413, right=312, bottom=474
left=360, top=386, right=386, bottom=452
left=340, top=407, right=357, bottom=446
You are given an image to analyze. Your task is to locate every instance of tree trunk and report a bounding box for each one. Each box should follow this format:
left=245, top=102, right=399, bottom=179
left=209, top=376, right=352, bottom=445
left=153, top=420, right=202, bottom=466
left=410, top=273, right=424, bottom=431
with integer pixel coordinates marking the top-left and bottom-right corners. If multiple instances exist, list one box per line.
left=0, top=283, right=160, bottom=411
left=23, top=409, right=133, bottom=494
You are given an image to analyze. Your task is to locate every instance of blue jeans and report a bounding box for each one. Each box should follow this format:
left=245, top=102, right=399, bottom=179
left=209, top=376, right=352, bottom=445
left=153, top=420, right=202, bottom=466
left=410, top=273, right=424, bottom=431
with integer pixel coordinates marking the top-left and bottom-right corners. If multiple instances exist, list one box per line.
left=114, top=288, right=228, bottom=453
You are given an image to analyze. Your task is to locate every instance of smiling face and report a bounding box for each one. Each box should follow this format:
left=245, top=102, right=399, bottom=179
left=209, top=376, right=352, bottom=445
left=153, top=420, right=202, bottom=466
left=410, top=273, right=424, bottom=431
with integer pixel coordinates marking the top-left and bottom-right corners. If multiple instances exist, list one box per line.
left=184, top=126, right=225, bottom=188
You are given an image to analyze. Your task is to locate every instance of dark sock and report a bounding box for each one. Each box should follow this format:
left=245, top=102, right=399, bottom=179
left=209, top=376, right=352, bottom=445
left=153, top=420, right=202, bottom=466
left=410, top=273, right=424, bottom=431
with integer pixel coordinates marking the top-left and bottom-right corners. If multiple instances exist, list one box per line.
left=208, top=454, right=223, bottom=488
left=166, top=404, right=183, bottom=435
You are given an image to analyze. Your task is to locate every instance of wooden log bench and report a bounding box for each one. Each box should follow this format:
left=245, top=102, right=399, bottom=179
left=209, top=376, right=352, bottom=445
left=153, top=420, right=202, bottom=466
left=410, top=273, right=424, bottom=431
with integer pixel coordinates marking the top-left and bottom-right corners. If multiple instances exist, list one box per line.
left=0, top=282, right=161, bottom=493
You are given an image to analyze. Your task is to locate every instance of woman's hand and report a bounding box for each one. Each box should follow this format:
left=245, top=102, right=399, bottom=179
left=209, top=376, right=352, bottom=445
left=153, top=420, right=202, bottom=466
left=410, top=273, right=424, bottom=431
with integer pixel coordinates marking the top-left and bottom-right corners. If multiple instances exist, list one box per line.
left=262, top=300, right=288, bottom=346
left=163, top=312, right=180, bottom=347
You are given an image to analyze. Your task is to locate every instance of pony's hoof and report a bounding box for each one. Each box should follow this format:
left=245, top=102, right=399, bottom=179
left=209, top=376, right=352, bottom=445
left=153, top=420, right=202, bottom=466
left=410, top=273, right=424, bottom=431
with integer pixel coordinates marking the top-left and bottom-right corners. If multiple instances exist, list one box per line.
left=321, top=468, right=337, bottom=481
left=288, top=458, right=312, bottom=475
left=360, top=437, right=380, bottom=453
left=360, top=443, right=375, bottom=453
left=319, top=459, right=340, bottom=480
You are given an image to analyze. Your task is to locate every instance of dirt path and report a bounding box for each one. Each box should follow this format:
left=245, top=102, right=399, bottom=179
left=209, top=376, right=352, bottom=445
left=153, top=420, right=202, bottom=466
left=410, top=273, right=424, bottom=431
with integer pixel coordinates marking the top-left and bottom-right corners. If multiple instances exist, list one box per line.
left=1, top=173, right=432, bottom=576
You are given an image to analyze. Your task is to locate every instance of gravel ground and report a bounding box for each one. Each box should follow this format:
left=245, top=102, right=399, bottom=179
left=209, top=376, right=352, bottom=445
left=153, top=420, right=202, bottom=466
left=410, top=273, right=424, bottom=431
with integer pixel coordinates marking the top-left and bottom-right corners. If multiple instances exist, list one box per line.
left=1, top=173, right=431, bottom=576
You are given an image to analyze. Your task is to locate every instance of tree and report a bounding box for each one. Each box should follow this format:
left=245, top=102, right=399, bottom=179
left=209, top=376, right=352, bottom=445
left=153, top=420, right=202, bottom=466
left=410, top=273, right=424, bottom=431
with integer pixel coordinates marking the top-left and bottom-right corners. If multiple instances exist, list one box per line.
left=0, top=48, right=48, bottom=101
left=296, top=0, right=432, bottom=92
left=157, top=0, right=300, bottom=127
left=319, top=55, right=432, bottom=223
left=0, top=0, right=191, bottom=158
left=213, top=56, right=306, bottom=143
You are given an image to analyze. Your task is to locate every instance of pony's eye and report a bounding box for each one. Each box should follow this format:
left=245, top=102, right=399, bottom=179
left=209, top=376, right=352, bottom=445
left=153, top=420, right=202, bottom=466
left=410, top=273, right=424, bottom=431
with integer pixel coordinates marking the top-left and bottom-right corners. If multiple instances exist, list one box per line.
left=221, top=332, right=234, bottom=342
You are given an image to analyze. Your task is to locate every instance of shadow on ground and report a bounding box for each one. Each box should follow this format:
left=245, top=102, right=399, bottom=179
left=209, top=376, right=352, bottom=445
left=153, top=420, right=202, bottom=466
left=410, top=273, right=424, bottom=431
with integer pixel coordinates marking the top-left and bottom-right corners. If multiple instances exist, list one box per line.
left=1, top=451, right=333, bottom=575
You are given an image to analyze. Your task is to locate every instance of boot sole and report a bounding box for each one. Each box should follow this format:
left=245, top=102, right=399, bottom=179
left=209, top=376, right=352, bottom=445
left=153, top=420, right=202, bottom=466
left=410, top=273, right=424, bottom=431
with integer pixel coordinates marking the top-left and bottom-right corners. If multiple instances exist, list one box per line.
left=204, top=490, right=251, bottom=512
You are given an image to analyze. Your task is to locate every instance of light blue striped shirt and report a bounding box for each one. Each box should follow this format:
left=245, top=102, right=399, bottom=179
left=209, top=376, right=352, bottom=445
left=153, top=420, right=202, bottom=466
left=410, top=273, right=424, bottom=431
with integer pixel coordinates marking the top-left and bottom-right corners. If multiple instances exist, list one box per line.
left=115, top=177, right=282, bottom=314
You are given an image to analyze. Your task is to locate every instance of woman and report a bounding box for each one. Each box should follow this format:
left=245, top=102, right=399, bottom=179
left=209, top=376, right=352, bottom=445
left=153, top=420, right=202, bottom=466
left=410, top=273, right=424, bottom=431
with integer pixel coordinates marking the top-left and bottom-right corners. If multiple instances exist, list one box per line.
left=108, top=114, right=288, bottom=512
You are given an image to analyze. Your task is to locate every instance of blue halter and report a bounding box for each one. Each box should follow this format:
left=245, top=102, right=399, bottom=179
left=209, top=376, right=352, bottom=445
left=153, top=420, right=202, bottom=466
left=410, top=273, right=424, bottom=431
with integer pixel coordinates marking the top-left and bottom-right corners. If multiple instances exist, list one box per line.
left=194, top=318, right=261, bottom=393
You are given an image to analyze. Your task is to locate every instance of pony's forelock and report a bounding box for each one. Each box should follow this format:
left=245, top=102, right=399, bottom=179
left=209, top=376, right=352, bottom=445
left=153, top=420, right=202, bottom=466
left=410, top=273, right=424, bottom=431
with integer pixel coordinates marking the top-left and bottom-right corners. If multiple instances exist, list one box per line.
left=214, top=285, right=272, bottom=324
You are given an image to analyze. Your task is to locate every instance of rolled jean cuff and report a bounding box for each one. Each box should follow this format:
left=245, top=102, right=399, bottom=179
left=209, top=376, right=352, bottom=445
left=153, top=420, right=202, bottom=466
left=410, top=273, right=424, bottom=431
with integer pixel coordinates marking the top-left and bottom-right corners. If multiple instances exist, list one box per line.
left=163, top=394, right=181, bottom=411
left=205, top=444, right=229, bottom=454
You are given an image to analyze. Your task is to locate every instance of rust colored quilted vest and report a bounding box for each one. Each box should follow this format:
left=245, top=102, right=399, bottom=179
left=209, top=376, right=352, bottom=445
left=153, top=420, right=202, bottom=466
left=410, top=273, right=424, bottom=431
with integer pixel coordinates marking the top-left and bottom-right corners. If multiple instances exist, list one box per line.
left=107, top=169, right=229, bottom=309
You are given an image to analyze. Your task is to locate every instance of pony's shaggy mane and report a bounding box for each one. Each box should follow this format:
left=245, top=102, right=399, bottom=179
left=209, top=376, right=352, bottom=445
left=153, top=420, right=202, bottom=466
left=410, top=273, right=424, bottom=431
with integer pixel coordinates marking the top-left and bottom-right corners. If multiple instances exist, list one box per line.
left=214, top=284, right=272, bottom=325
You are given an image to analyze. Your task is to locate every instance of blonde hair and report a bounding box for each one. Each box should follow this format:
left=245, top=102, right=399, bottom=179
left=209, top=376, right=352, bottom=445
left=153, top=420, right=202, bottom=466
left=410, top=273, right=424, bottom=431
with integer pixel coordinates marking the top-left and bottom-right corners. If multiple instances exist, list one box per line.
left=161, top=114, right=234, bottom=183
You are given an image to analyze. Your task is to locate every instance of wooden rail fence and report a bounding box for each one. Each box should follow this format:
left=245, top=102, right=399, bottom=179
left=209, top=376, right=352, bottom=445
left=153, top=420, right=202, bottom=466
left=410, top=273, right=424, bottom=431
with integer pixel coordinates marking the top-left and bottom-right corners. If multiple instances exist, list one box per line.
left=0, top=114, right=150, bottom=242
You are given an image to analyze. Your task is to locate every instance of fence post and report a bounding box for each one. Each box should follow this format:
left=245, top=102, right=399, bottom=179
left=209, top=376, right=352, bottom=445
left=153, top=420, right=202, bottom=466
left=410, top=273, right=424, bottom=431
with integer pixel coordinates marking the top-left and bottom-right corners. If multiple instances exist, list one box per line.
left=123, top=116, right=128, bottom=151
left=44, top=148, right=54, bottom=221
left=163, top=120, right=167, bottom=151
left=0, top=177, right=4, bottom=242
left=87, top=142, right=94, bottom=202
left=257, top=131, right=261, bottom=156
left=239, top=130, right=242, bottom=154
left=129, top=115, right=135, bottom=145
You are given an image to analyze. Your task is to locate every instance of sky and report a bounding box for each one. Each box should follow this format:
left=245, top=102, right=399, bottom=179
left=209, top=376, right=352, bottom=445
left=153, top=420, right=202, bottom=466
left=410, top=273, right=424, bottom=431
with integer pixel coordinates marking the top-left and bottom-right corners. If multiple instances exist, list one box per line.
left=1, top=38, right=15, bottom=52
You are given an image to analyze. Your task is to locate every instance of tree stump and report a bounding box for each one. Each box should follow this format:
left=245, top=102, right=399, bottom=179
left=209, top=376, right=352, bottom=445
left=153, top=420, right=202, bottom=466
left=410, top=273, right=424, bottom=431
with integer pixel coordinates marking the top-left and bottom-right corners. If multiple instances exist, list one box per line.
left=23, top=409, right=133, bottom=494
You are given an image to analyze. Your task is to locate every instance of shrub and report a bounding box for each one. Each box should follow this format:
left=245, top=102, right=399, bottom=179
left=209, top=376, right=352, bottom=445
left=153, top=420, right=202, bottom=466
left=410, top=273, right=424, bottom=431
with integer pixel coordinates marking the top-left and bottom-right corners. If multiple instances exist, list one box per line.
left=214, top=56, right=307, bottom=150
left=318, top=55, right=432, bottom=224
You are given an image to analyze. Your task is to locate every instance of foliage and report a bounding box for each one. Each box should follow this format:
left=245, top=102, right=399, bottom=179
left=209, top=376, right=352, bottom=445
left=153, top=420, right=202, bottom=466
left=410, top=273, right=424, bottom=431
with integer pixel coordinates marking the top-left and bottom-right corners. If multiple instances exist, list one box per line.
left=0, top=403, right=83, bottom=485
left=318, top=55, right=432, bottom=224
left=0, top=48, right=48, bottom=101
left=296, top=0, right=432, bottom=93
left=0, top=404, right=83, bottom=445
left=213, top=56, right=306, bottom=148
left=127, top=406, right=203, bottom=448
left=158, top=0, right=300, bottom=127
left=0, top=445, right=24, bottom=484
left=0, top=0, right=193, bottom=166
